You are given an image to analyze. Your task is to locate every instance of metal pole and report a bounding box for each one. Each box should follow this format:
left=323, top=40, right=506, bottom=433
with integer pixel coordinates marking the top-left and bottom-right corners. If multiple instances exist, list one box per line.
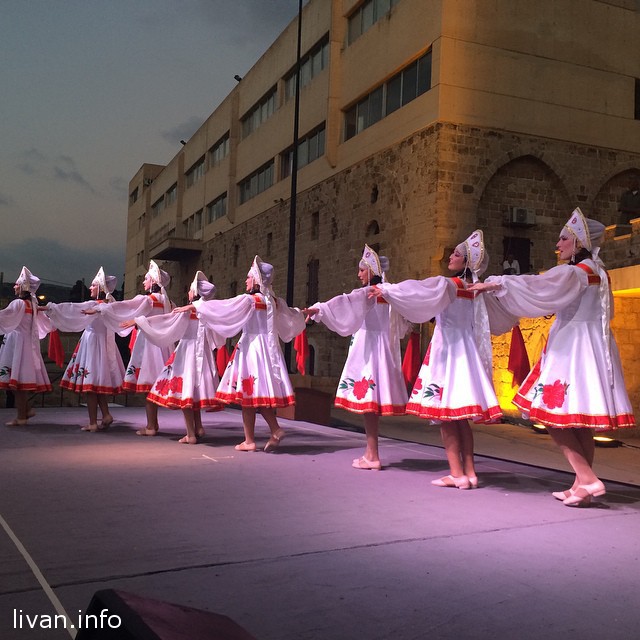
left=285, top=0, right=303, bottom=370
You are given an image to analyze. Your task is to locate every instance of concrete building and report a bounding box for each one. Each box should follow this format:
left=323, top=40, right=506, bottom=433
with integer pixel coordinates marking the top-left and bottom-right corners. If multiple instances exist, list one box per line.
left=125, top=0, right=640, bottom=420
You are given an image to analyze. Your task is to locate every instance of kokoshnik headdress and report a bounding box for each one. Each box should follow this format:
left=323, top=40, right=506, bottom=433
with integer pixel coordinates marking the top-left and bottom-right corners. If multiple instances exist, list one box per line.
left=359, top=244, right=391, bottom=283
left=189, top=270, right=216, bottom=301
left=91, top=267, right=117, bottom=303
left=145, top=260, right=171, bottom=312
left=247, top=255, right=282, bottom=382
left=15, top=266, right=43, bottom=345
left=562, top=207, right=612, bottom=386
left=455, top=229, right=489, bottom=283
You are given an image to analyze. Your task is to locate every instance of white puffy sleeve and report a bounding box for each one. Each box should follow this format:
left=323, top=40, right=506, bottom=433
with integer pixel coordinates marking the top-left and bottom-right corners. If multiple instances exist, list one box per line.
left=135, top=312, right=189, bottom=348
left=46, top=301, right=96, bottom=332
left=98, top=295, right=152, bottom=335
left=0, top=299, right=26, bottom=333
left=35, top=311, right=54, bottom=339
left=485, top=264, right=588, bottom=318
left=273, top=298, right=306, bottom=342
left=312, top=287, right=374, bottom=337
left=482, top=295, right=520, bottom=336
left=376, top=276, right=456, bottom=324
left=193, top=295, right=254, bottom=338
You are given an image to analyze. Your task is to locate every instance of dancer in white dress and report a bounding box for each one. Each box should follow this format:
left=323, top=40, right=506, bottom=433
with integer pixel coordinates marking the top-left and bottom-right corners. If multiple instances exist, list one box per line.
left=472, top=209, right=635, bottom=506
left=0, top=267, right=52, bottom=426
left=136, top=271, right=223, bottom=444
left=177, top=256, right=305, bottom=452
left=89, top=260, right=173, bottom=436
left=304, top=245, right=409, bottom=470
left=372, top=231, right=502, bottom=489
left=46, top=268, right=124, bottom=431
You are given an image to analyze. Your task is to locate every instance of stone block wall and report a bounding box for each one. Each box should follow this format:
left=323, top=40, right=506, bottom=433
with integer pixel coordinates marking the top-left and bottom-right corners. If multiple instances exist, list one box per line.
left=153, top=121, right=640, bottom=412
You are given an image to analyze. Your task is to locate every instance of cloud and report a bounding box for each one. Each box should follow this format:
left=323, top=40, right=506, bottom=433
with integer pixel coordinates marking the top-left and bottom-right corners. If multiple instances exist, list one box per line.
left=109, top=176, right=129, bottom=200
left=17, top=147, right=47, bottom=176
left=161, top=116, right=205, bottom=145
left=0, top=193, right=11, bottom=206
left=190, top=0, right=304, bottom=33
left=53, top=155, right=96, bottom=193
left=0, top=237, right=124, bottom=287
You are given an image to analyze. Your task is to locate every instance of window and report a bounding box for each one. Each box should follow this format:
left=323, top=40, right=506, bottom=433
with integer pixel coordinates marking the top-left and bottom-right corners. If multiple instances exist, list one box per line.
left=233, top=244, right=239, bottom=267
left=165, top=184, right=177, bottom=207
left=366, top=220, right=380, bottom=237
left=241, top=87, right=277, bottom=138
left=344, top=49, right=432, bottom=140
left=266, top=232, right=273, bottom=256
left=151, top=196, right=164, bottom=218
left=183, top=210, right=203, bottom=238
left=209, top=133, right=230, bottom=166
left=307, top=259, right=319, bottom=306
left=311, top=212, right=319, bottom=240
left=206, top=193, right=227, bottom=224
left=239, top=161, right=275, bottom=203
left=185, top=156, right=205, bottom=188
left=229, top=281, right=238, bottom=297
left=281, top=124, right=326, bottom=178
left=129, top=187, right=139, bottom=205
left=137, top=213, right=145, bottom=231
left=347, top=0, right=400, bottom=45
left=136, top=251, right=144, bottom=267
left=284, top=36, right=330, bottom=100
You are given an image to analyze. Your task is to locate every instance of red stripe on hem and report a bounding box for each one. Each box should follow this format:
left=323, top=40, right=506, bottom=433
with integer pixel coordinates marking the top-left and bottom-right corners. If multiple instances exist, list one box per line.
left=60, top=382, right=122, bottom=395
left=334, top=398, right=406, bottom=416
left=122, top=382, right=154, bottom=394
left=0, top=381, right=52, bottom=392
left=215, top=391, right=295, bottom=408
left=405, top=402, right=502, bottom=423
left=147, top=392, right=224, bottom=410
left=513, top=395, right=635, bottom=430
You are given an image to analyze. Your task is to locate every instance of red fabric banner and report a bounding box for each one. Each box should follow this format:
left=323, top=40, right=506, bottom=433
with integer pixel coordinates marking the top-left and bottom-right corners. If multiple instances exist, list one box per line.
left=47, top=329, right=65, bottom=368
left=508, top=325, right=530, bottom=387
left=215, top=345, right=230, bottom=377
left=128, top=326, right=138, bottom=353
left=294, top=329, right=309, bottom=376
left=402, top=331, right=421, bottom=389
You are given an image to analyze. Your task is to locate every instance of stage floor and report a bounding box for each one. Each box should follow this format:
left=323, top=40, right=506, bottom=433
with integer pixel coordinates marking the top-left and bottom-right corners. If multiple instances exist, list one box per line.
left=1, top=406, right=639, bottom=640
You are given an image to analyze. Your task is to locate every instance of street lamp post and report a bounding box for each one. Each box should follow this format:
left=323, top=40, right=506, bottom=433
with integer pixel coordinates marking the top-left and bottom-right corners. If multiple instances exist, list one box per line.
left=285, top=0, right=303, bottom=371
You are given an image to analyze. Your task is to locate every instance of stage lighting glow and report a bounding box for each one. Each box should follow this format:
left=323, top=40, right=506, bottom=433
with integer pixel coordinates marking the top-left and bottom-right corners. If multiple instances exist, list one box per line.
left=593, top=435, right=623, bottom=448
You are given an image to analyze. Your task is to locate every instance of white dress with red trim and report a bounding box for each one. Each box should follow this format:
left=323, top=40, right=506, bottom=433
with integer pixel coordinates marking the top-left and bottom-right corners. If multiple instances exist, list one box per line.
left=135, top=310, right=224, bottom=411
left=0, top=298, right=52, bottom=392
left=98, top=294, right=172, bottom=394
left=378, top=276, right=502, bottom=423
left=487, top=259, right=635, bottom=431
left=193, top=293, right=305, bottom=408
left=312, top=287, right=409, bottom=415
left=46, top=300, right=124, bottom=395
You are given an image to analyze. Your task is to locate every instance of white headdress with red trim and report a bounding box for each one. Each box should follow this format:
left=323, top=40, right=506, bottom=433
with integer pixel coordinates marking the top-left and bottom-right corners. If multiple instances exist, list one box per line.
left=92, top=267, right=117, bottom=302
left=189, top=270, right=216, bottom=301
left=359, top=245, right=382, bottom=278
left=456, top=230, right=488, bottom=283
left=15, top=266, right=40, bottom=293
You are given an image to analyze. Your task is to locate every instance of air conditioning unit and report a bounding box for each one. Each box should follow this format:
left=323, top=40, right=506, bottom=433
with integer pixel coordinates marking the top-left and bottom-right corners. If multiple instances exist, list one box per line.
left=510, top=207, right=536, bottom=226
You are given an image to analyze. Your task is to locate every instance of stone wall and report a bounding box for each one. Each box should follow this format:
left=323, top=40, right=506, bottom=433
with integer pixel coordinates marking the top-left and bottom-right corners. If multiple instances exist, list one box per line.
left=154, top=122, right=640, bottom=418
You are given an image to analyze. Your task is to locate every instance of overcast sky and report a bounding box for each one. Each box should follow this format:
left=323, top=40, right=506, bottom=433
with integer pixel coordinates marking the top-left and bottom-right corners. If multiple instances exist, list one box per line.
left=0, top=0, right=303, bottom=290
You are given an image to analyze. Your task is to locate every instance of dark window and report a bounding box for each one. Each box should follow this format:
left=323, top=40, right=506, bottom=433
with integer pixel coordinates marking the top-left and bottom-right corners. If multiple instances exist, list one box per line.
left=344, top=49, right=432, bottom=140
left=307, top=259, right=320, bottom=306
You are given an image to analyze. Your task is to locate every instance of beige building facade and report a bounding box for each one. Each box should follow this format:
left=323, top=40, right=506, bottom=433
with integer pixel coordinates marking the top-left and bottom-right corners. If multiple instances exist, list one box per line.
left=126, top=0, right=640, bottom=420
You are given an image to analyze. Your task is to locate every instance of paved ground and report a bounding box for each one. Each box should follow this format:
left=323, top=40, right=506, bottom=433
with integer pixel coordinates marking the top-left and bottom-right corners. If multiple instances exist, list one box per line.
left=1, top=406, right=639, bottom=640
